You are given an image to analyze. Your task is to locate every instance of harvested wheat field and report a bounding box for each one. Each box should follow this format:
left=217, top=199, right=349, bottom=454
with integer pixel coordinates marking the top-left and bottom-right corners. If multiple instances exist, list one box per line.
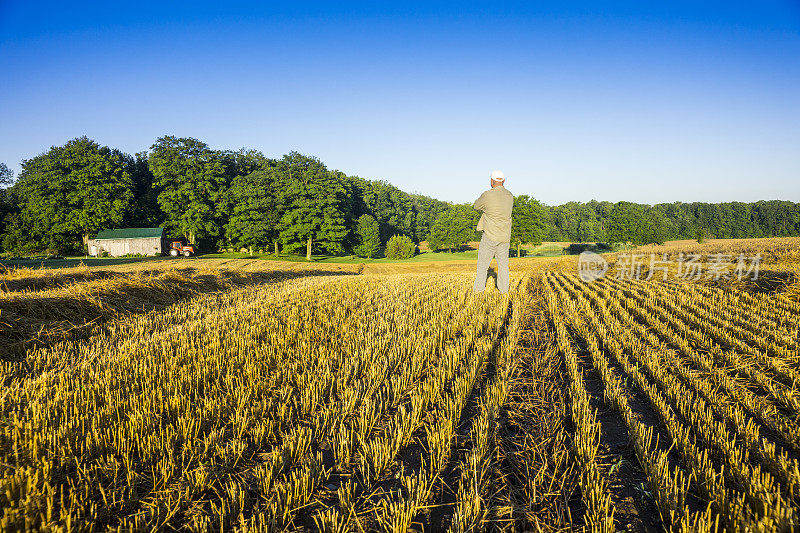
left=1, top=238, right=799, bottom=532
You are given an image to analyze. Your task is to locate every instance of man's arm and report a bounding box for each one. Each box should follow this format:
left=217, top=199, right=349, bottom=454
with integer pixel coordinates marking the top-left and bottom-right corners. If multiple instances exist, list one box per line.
left=473, top=191, right=487, bottom=211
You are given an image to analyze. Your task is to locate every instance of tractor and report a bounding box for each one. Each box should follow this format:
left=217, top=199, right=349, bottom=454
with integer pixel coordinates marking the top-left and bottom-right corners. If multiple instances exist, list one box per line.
left=169, top=241, right=195, bottom=257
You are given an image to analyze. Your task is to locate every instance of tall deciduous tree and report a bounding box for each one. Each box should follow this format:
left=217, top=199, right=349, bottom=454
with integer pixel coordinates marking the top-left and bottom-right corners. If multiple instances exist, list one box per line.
left=607, top=201, right=647, bottom=245
left=642, top=206, right=668, bottom=245
left=428, top=204, right=477, bottom=252
left=148, top=136, right=227, bottom=245
left=575, top=203, right=599, bottom=242
left=278, top=152, right=349, bottom=260
left=0, top=163, right=13, bottom=187
left=358, top=180, right=415, bottom=241
left=5, top=137, right=134, bottom=253
left=353, top=214, right=381, bottom=258
left=0, top=163, right=16, bottom=250
left=225, top=164, right=288, bottom=255
left=510, top=195, right=545, bottom=257
left=229, top=148, right=270, bottom=177
left=128, top=152, right=161, bottom=227
left=410, top=193, right=450, bottom=242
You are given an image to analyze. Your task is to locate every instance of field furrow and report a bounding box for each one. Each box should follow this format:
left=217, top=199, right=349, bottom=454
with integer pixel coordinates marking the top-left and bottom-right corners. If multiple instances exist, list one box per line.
left=545, top=271, right=799, bottom=531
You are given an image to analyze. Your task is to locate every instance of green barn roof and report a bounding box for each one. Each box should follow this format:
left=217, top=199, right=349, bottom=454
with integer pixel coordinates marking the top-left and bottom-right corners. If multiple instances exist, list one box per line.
left=95, top=227, right=164, bottom=240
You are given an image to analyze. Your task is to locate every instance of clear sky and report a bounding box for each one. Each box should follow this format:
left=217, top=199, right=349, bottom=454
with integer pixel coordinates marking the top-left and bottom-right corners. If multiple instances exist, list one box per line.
left=1, top=1, right=798, bottom=205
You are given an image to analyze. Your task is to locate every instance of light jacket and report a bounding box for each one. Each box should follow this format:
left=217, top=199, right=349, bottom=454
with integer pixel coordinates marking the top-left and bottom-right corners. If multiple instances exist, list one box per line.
left=473, top=185, right=513, bottom=243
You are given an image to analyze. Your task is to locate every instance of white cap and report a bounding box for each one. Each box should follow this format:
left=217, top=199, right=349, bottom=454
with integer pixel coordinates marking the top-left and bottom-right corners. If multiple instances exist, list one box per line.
left=490, top=170, right=505, bottom=182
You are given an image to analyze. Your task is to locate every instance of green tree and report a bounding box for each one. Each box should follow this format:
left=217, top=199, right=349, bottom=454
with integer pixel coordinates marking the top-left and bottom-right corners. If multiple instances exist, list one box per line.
left=384, top=234, right=415, bottom=259
left=127, top=152, right=162, bottom=227
left=607, top=201, right=647, bottom=245
left=410, top=193, right=450, bottom=242
left=575, top=203, right=599, bottom=242
left=225, top=166, right=286, bottom=254
left=5, top=137, right=135, bottom=253
left=0, top=163, right=13, bottom=187
left=278, top=152, right=349, bottom=260
left=510, top=195, right=545, bottom=257
left=148, top=136, right=228, bottom=246
left=553, top=202, right=580, bottom=240
left=428, top=204, right=478, bottom=252
left=0, top=163, right=17, bottom=251
left=589, top=200, right=613, bottom=241
left=228, top=148, right=270, bottom=177
left=695, top=228, right=705, bottom=243
left=355, top=180, right=416, bottom=241
left=642, top=206, right=669, bottom=245
left=353, top=214, right=381, bottom=258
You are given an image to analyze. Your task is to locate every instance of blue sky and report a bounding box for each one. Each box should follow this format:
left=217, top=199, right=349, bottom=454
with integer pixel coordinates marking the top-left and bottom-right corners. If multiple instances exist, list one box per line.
left=1, top=1, right=798, bottom=205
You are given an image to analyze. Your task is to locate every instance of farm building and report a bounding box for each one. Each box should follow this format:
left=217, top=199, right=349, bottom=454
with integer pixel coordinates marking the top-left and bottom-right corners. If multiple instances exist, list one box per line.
left=89, top=228, right=166, bottom=257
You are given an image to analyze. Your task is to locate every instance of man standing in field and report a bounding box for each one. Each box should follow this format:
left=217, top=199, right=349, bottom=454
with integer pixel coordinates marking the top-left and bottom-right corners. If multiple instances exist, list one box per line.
left=473, top=170, right=514, bottom=294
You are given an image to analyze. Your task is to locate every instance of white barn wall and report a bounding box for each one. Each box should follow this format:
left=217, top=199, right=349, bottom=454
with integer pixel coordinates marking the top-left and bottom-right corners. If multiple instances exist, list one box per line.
left=90, top=237, right=164, bottom=257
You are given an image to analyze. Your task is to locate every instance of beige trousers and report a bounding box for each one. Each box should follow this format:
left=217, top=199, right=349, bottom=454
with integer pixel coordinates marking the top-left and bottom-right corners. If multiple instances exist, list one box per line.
left=473, top=233, right=510, bottom=293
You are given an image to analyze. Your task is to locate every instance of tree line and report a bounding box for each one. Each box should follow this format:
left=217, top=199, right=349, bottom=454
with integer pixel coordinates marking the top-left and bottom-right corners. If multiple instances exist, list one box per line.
left=0, top=136, right=798, bottom=257
left=544, top=199, right=800, bottom=245
left=0, top=136, right=455, bottom=258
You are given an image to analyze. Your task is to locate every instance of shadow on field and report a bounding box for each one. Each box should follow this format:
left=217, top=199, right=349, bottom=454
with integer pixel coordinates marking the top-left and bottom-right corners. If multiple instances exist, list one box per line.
left=0, top=255, right=175, bottom=271
left=0, top=267, right=357, bottom=360
left=1, top=269, right=118, bottom=292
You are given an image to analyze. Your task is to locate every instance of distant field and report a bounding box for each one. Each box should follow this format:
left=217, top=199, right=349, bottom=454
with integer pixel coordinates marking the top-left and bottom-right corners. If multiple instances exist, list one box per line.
left=0, top=236, right=798, bottom=530
left=0, top=241, right=569, bottom=271
left=416, top=240, right=571, bottom=253
left=9, top=237, right=791, bottom=272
